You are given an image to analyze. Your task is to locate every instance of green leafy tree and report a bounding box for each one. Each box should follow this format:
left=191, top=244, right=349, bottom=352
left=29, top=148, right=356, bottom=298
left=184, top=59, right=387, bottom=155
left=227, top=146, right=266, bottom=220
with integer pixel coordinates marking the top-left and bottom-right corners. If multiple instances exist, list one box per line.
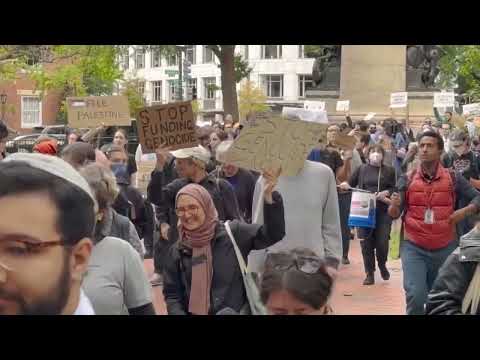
left=119, top=78, right=146, bottom=118
left=207, top=45, right=254, bottom=123
left=438, top=45, right=480, bottom=103
left=238, top=80, right=269, bottom=121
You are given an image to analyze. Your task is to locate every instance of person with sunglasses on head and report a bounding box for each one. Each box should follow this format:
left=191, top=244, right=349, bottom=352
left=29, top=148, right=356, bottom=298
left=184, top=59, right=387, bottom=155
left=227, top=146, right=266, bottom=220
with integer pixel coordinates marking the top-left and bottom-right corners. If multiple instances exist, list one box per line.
left=0, top=153, right=96, bottom=315
left=162, top=168, right=285, bottom=315
left=79, top=163, right=154, bottom=315
left=339, top=144, right=396, bottom=285
left=260, top=248, right=334, bottom=315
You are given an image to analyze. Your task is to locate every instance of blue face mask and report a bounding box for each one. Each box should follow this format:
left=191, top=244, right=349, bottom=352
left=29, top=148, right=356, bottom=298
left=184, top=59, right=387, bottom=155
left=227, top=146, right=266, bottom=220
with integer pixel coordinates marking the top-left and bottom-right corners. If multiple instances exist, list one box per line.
left=111, top=163, right=130, bottom=185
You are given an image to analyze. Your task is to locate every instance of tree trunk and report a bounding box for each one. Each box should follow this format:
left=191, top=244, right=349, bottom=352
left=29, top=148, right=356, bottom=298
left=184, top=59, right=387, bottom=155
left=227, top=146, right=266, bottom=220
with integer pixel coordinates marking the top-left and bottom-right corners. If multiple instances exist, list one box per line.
left=219, top=46, right=239, bottom=123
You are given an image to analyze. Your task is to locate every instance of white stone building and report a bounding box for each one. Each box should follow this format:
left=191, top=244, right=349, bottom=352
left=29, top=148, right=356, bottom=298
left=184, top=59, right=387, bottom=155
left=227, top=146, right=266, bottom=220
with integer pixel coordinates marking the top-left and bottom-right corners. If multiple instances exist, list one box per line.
left=121, top=45, right=315, bottom=121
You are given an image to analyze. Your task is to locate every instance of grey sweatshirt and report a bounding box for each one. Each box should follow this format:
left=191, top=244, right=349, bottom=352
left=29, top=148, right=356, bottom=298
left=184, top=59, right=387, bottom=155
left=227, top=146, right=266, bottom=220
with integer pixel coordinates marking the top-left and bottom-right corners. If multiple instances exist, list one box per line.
left=248, top=160, right=343, bottom=272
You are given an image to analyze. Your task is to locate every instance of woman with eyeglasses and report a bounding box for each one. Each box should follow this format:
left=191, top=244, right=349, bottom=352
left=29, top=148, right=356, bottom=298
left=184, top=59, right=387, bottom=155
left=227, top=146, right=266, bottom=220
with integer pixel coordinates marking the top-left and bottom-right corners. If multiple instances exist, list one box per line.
left=260, top=248, right=334, bottom=315
left=162, top=168, right=285, bottom=315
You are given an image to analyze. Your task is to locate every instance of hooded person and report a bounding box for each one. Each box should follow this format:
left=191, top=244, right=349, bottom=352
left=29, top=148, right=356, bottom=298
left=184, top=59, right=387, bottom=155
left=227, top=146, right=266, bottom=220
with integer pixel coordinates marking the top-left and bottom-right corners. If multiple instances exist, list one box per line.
left=162, top=175, right=285, bottom=315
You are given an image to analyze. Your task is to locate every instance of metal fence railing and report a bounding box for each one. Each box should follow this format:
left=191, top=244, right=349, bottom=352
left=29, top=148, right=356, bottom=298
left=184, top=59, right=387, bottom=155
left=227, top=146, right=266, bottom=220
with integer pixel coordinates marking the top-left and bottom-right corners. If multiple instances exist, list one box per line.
left=6, top=136, right=139, bottom=155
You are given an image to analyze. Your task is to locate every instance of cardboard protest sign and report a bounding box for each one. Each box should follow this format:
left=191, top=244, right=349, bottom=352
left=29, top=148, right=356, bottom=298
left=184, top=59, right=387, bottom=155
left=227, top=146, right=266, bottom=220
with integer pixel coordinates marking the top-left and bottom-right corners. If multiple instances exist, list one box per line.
left=135, top=160, right=157, bottom=195
left=434, top=92, right=455, bottom=108
left=136, top=101, right=198, bottom=154
left=282, top=107, right=329, bottom=124
left=224, top=116, right=328, bottom=177
left=452, top=114, right=466, bottom=129
left=304, top=101, right=326, bottom=111
left=463, top=103, right=480, bottom=117
left=335, top=132, right=357, bottom=150
left=364, top=112, right=376, bottom=121
left=67, top=96, right=131, bottom=128
left=390, top=92, right=408, bottom=108
left=336, top=100, right=350, bottom=112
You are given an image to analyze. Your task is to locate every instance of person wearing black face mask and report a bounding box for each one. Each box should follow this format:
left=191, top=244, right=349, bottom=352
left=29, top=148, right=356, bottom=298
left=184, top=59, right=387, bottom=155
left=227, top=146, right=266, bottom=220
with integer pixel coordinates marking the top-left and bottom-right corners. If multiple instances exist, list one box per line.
left=105, top=145, right=149, bottom=243
left=339, top=144, right=396, bottom=285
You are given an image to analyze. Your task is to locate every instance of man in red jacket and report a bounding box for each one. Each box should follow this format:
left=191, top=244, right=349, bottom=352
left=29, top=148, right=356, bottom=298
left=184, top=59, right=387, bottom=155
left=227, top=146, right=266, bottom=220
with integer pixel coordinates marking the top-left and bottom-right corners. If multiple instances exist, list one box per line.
left=389, top=131, right=480, bottom=315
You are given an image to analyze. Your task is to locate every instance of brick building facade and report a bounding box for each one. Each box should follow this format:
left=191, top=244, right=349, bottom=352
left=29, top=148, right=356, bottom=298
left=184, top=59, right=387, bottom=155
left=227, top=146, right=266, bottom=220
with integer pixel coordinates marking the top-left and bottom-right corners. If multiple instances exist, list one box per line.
left=1, top=70, right=63, bottom=135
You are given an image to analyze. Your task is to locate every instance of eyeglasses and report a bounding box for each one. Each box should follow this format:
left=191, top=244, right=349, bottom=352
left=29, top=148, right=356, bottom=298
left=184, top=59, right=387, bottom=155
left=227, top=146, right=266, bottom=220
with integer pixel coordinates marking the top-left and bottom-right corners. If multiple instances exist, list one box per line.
left=265, top=253, right=324, bottom=275
left=0, top=239, right=66, bottom=272
left=175, top=205, right=200, bottom=217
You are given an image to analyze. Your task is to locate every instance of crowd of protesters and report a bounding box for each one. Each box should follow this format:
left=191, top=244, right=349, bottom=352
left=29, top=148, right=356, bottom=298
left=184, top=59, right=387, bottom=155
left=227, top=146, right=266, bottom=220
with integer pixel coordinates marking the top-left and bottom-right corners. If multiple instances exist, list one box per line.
left=2, top=105, right=480, bottom=316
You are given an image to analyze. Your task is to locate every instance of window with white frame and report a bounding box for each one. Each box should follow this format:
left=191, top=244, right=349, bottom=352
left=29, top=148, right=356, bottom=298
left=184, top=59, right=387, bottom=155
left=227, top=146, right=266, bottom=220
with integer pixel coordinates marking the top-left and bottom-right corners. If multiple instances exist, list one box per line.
left=137, top=81, right=145, bottom=96
left=167, top=54, right=178, bottom=67
left=203, top=77, right=216, bottom=99
left=186, top=46, right=196, bottom=64
left=261, top=45, right=282, bottom=59
left=152, top=81, right=162, bottom=102
left=135, top=49, right=145, bottom=69
left=203, top=46, right=214, bottom=64
left=298, top=74, right=314, bottom=98
left=21, top=96, right=42, bottom=128
left=151, top=50, right=161, bottom=68
left=262, top=75, right=284, bottom=98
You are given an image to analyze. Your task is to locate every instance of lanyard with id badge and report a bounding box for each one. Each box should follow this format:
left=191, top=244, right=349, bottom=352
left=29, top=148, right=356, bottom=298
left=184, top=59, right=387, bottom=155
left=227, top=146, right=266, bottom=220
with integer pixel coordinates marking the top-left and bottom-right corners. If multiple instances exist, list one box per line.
left=424, top=187, right=435, bottom=224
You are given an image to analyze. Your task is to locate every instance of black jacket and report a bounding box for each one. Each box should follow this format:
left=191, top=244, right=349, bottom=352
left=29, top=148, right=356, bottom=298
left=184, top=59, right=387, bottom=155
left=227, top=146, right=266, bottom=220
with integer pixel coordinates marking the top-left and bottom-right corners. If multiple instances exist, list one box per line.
left=162, top=192, right=285, bottom=315
left=426, top=234, right=480, bottom=315
left=210, top=167, right=256, bottom=223
left=147, top=157, right=178, bottom=208
left=154, top=173, right=242, bottom=243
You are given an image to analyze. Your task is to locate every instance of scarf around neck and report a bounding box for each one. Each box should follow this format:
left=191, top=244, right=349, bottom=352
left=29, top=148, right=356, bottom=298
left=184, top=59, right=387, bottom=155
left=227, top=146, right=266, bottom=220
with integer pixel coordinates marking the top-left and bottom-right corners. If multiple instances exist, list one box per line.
left=176, top=184, right=219, bottom=315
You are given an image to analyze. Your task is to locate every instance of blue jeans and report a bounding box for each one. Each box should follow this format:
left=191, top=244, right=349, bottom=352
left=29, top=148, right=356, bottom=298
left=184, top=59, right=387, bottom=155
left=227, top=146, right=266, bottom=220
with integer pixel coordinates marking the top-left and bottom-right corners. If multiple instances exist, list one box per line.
left=401, top=240, right=457, bottom=315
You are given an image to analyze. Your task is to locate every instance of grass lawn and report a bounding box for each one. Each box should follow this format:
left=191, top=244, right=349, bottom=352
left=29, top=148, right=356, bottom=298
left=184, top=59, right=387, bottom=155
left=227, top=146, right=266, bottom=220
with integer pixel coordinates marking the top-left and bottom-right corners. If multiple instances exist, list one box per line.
left=389, top=220, right=401, bottom=260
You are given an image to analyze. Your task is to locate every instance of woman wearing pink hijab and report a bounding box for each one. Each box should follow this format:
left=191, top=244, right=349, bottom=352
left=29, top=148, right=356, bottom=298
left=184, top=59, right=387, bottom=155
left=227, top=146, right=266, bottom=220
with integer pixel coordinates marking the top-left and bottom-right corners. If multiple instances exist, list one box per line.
left=163, top=168, right=284, bottom=315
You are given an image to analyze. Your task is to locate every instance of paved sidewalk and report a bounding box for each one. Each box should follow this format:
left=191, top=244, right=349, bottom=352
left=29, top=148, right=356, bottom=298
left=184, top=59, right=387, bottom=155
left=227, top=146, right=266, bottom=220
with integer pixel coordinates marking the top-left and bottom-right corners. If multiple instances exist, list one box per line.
left=144, top=237, right=406, bottom=315
left=330, top=238, right=406, bottom=315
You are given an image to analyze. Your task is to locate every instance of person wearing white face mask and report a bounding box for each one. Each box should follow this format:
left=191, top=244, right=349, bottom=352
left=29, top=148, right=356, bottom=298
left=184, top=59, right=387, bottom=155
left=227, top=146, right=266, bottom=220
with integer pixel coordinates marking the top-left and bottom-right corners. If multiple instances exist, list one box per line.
left=441, top=129, right=480, bottom=236
left=339, top=144, right=396, bottom=285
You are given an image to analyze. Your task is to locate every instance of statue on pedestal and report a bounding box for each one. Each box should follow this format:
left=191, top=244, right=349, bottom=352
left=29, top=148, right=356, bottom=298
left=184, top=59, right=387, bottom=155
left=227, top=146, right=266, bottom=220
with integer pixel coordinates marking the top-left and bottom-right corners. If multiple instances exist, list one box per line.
left=406, top=45, right=442, bottom=89
left=311, top=45, right=341, bottom=90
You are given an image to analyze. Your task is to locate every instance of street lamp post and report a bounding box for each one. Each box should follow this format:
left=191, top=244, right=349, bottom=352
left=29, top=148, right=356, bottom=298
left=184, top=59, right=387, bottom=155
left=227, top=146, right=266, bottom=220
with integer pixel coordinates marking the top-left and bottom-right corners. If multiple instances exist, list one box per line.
left=176, top=45, right=187, bottom=102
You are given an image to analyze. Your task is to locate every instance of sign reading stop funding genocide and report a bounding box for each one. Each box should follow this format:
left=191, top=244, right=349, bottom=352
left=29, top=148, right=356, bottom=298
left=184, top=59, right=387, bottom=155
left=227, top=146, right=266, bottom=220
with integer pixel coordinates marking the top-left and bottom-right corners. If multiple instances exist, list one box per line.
left=67, top=96, right=131, bottom=128
left=434, top=92, right=455, bottom=108
left=390, top=92, right=408, bottom=108
left=136, top=101, right=198, bottom=154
